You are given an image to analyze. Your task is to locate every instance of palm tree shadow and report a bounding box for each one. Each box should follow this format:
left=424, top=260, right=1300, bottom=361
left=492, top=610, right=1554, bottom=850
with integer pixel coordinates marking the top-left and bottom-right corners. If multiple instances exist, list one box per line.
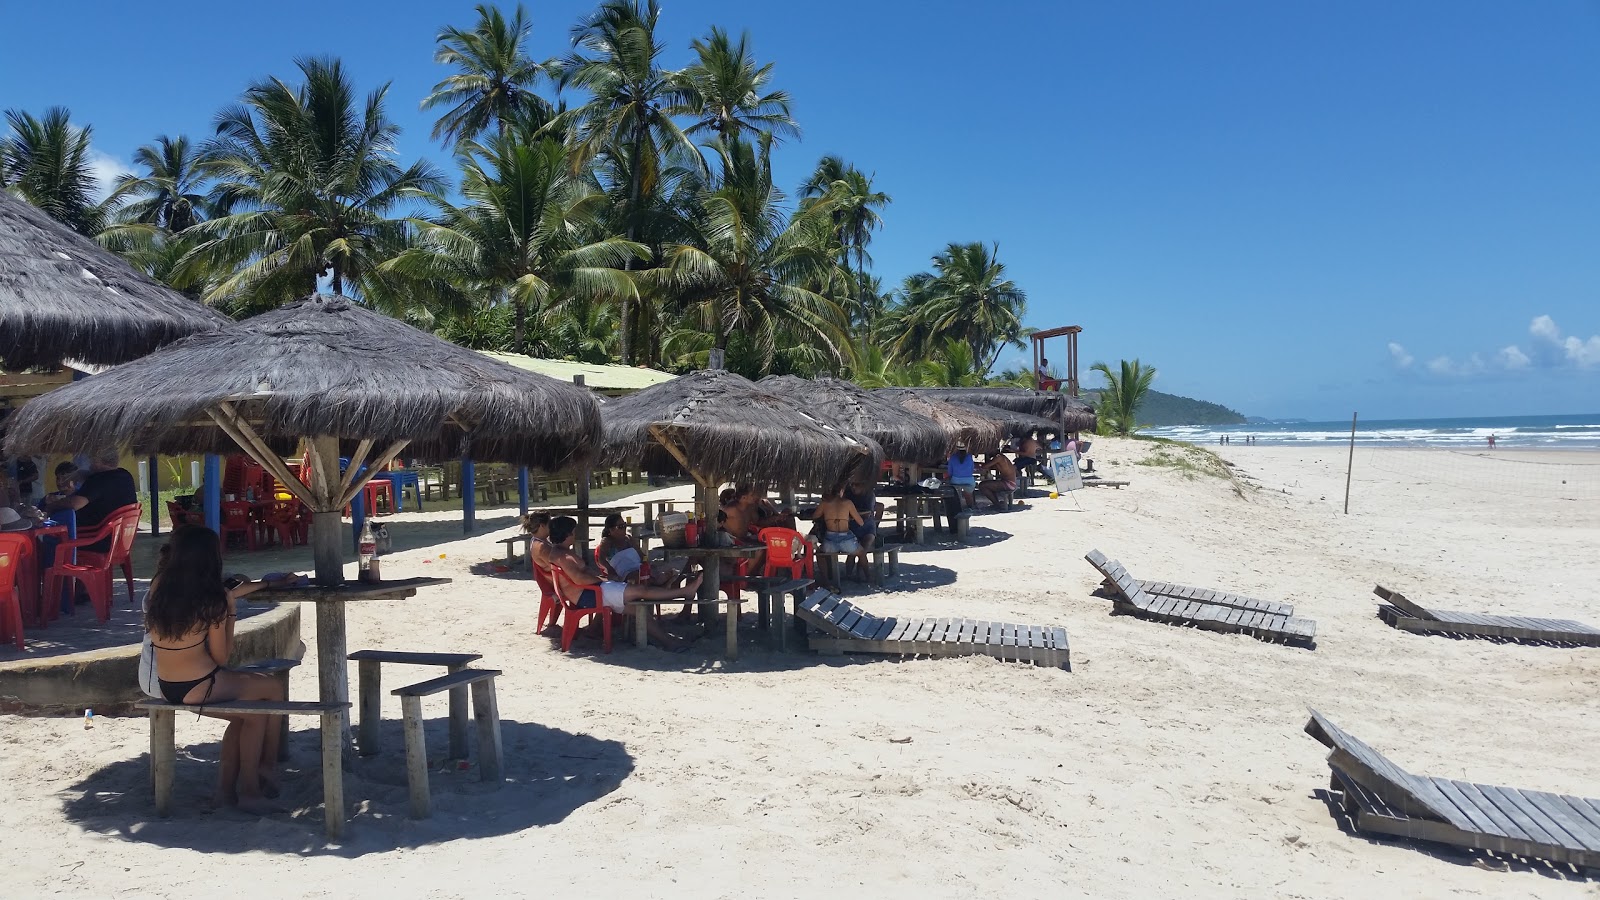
left=60, top=718, right=632, bottom=856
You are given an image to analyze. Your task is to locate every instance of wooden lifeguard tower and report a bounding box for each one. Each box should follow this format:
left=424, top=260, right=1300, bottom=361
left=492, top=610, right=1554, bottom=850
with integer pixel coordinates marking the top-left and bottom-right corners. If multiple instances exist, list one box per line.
left=1029, top=325, right=1081, bottom=397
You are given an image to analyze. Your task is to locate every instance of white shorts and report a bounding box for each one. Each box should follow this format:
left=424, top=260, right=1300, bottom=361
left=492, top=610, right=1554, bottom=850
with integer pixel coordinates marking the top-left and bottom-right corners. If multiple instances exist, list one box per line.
left=601, top=581, right=627, bottom=613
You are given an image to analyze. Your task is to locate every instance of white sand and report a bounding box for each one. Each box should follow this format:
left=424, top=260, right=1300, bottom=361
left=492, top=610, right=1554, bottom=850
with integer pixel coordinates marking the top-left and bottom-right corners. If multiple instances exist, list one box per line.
left=3, top=439, right=1597, bottom=898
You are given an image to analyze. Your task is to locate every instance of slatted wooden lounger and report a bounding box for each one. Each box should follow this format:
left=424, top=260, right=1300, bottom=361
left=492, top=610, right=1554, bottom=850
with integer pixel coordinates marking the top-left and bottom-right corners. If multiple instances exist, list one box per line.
left=1137, top=581, right=1296, bottom=618
left=1305, top=709, right=1600, bottom=870
left=1374, top=585, right=1600, bottom=646
left=794, top=589, right=1069, bottom=669
left=1084, top=549, right=1316, bottom=646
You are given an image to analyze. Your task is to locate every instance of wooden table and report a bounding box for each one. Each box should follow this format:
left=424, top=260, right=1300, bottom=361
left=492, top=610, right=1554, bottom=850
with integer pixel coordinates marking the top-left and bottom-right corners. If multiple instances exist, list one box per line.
left=649, top=544, right=764, bottom=659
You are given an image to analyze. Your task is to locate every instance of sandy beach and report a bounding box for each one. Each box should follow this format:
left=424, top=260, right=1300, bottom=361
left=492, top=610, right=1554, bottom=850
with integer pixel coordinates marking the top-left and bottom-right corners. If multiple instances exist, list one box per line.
left=3, top=438, right=1597, bottom=899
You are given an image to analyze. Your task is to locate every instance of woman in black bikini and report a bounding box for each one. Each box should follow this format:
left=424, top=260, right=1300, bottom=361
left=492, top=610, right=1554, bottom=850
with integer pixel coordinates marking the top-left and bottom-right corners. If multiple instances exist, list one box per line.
left=145, top=525, right=286, bottom=814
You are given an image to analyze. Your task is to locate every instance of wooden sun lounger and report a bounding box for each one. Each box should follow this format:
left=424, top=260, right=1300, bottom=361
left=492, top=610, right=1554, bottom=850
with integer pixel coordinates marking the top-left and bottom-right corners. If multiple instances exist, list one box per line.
left=1305, top=709, right=1600, bottom=869
left=1084, top=550, right=1315, bottom=646
left=794, top=589, right=1069, bottom=669
left=1374, top=585, right=1600, bottom=645
left=1137, top=581, right=1295, bottom=617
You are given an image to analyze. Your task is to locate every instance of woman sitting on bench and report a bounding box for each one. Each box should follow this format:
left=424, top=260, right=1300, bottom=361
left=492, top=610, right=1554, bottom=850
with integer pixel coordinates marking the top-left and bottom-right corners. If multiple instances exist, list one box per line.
left=145, top=525, right=287, bottom=814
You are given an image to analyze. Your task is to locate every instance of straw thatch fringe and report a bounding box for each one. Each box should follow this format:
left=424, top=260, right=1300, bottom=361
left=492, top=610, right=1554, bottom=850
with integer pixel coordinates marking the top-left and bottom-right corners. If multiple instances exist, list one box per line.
left=870, top=388, right=1006, bottom=452
left=3, top=295, right=601, bottom=471
left=600, top=370, right=878, bottom=486
left=758, top=375, right=949, bottom=465
left=0, top=192, right=230, bottom=369
left=943, top=401, right=1064, bottom=440
left=908, top=387, right=1097, bottom=433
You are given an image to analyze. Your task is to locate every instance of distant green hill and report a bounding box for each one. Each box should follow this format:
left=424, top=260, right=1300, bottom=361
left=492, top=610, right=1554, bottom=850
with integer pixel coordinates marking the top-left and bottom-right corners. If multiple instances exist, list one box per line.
left=1087, top=389, right=1247, bottom=427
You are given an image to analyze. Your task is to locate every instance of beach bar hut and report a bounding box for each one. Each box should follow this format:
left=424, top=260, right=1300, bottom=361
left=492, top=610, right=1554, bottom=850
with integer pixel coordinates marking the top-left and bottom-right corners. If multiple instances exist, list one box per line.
left=871, top=388, right=1005, bottom=453
left=599, top=370, right=877, bottom=591
left=5, top=295, right=600, bottom=794
left=758, top=375, right=948, bottom=466
left=909, top=386, right=1097, bottom=435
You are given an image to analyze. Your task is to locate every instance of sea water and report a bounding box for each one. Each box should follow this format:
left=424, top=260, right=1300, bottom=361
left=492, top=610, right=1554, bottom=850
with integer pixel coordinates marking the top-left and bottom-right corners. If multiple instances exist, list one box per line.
left=1145, top=413, right=1600, bottom=449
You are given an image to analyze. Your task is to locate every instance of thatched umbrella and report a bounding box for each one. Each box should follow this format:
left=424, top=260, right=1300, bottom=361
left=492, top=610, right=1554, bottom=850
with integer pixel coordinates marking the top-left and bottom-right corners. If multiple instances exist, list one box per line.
left=602, top=369, right=877, bottom=491
left=911, top=386, right=1097, bottom=433
left=757, top=375, right=948, bottom=465
left=945, top=401, right=1062, bottom=441
left=0, top=191, right=230, bottom=369
left=872, top=388, right=1005, bottom=453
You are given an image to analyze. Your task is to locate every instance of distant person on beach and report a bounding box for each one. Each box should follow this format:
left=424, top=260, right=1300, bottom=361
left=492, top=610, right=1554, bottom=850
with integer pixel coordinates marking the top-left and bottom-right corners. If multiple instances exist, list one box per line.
left=979, top=451, right=1019, bottom=510
left=546, top=516, right=701, bottom=650
left=1487, top=434, right=1497, bottom=449
left=144, top=525, right=286, bottom=814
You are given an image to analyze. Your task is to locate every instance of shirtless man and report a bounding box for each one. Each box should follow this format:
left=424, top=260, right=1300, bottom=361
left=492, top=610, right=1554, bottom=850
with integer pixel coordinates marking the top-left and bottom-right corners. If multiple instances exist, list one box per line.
left=547, top=517, right=701, bottom=650
left=1015, top=436, right=1045, bottom=482
left=738, top=484, right=795, bottom=531
left=814, top=484, right=865, bottom=584
left=979, top=450, right=1019, bottom=510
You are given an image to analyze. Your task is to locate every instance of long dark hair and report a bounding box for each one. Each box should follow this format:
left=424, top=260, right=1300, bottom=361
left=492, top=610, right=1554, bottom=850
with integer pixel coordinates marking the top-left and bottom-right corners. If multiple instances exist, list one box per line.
left=145, top=525, right=229, bottom=641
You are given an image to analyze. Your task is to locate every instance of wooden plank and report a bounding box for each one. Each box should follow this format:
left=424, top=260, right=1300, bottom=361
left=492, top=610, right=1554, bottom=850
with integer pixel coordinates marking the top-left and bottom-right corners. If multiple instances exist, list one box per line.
left=1519, top=788, right=1600, bottom=852
left=401, top=695, right=431, bottom=819
left=150, top=709, right=175, bottom=817
left=1430, top=778, right=1512, bottom=838
left=869, top=617, right=898, bottom=641
left=1556, top=794, right=1600, bottom=839
left=1051, top=626, right=1070, bottom=669
left=1475, top=783, right=1561, bottom=846
left=837, top=608, right=863, bottom=635
left=1449, top=780, right=1527, bottom=844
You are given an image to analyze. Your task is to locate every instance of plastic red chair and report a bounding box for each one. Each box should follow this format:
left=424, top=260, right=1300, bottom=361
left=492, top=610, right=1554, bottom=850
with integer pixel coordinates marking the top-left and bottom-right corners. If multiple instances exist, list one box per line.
left=77, top=503, right=142, bottom=607
left=549, top=564, right=620, bottom=653
left=43, top=506, right=139, bottom=622
left=0, top=534, right=35, bottom=649
left=166, top=500, right=204, bottom=529
left=532, top=560, right=560, bottom=632
left=757, top=527, right=815, bottom=580
left=220, top=501, right=257, bottom=551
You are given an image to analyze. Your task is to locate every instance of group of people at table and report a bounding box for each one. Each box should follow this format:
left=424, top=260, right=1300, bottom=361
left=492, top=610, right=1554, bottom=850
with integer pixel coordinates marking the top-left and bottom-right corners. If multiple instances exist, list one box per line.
left=2, top=450, right=141, bottom=611
left=517, top=435, right=1066, bottom=652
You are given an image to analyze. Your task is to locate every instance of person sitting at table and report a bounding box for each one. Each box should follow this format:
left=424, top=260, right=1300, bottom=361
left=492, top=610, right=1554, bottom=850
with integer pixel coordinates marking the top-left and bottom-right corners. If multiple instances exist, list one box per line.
left=1015, top=436, right=1045, bottom=483
left=546, top=516, right=701, bottom=651
left=978, top=449, right=1020, bottom=510
left=843, top=479, right=883, bottom=581
left=521, top=512, right=555, bottom=571
left=736, top=484, right=796, bottom=531
left=598, top=513, right=686, bottom=586
left=814, top=484, right=865, bottom=580
left=947, top=444, right=977, bottom=510
left=46, top=449, right=135, bottom=553
left=144, top=525, right=285, bottom=815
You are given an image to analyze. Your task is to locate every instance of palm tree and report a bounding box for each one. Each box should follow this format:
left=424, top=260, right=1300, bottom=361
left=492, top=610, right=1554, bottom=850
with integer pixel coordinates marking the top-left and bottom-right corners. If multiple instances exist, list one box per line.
left=1090, top=359, right=1158, bottom=435
left=384, top=134, right=646, bottom=354
left=655, top=135, right=847, bottom=369
left=894, top=242, right=1026, bottom=378
left=185, top=56, right=443, bottom=314
left=558, top=0, right=700, bottom=364
left=798, top=155, right=889, bottom=324
left=670, top=27, right=797, bottom=144
left=105, top=135, right=210, bottom=232
left=1, top=107, right=107, bottom=234
left=422, top=3, right=554, bottom=146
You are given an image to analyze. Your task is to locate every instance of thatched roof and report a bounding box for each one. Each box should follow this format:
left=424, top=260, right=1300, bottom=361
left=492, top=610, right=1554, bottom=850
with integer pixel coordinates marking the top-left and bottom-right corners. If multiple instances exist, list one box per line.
left=600, top=370, right=878, bottom=485
left=910, top=386, right=1097, bottom=432
left=945, top=401, right=1062, bottom=440
left=0, top=191, right=231, bottom=369
left=871, top=388, right=1005, bottom=452
left=758, top=375, right=948, bottom=465
left=2, top=295, right=600, bottom=471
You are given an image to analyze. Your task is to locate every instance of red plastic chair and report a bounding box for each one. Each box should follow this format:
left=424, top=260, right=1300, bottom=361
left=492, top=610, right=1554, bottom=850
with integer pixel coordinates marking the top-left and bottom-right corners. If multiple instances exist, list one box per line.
left=166, top=500, right=204, bottom=530
left=532, top=560, right=560, bottom=632
left=77, top=503, right=142, bottom=607
left=549, top=564, right=620, bottom=653
left=757, top=527, right=815, bottom=580
left=261, top=501, right=306, bottom=548
left=43, top=506, right=139, bottom=623
left=0, top=534, right=35, bottom=649
left=219, top=501, right=257, bottom=552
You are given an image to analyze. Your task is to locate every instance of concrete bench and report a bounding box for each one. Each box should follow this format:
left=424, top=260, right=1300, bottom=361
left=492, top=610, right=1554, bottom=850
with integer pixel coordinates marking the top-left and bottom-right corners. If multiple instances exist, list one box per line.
left=347, top=650, right=482, bottom=758
left=871, top=544, right=904, bottom=584
left=136, top=697, right=349, bottom=838
left=744, top=577, right=814, bottom=650
left=393, top=668, right=504, bottom=819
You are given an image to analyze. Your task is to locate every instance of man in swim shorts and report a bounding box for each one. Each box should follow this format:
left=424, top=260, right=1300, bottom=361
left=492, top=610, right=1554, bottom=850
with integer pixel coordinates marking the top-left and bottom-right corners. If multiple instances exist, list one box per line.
left=547, top=517, right=703, bottom=650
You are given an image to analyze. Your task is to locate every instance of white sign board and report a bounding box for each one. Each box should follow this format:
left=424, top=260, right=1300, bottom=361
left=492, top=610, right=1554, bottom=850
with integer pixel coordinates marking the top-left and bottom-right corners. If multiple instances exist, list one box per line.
left=1051, top=451, right=1084, bottom=493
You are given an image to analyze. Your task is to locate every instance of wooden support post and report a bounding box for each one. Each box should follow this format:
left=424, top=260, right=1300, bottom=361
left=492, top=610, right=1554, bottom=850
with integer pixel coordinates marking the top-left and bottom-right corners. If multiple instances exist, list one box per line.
left=356, top=659, right=380, bottom=756
left=401, top=695, right=430, bottom=819
left=148, top=455, right=160, bottom=536
left=321, top=709, right=345, bottom=839
left=447, top=662, right=470, bottom=760
left=462, top=457, right=476, bottom=533
left=471, top=679, right=503, bottom=785
left=726, top=596, right=740, bottom=661
left=572, top=375, right=592, bottom=557
left=634, top=602, right=649, bottom=649
left=1343, top=412, right=1358, bottom=515
left=150, top=707, right=174, bottom=816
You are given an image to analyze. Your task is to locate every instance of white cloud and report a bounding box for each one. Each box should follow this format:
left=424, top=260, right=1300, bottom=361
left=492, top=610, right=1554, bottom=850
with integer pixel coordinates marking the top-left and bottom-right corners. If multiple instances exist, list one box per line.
left=86, top=149, right=133, bottom=203
left=1498, top=345, right=1530, bottom=369
left=1526, top=314, right=1600, bottom=368
left=1387, top=342, right=1413, bottom=369
left=1426, top=354, right=1486, bottom=377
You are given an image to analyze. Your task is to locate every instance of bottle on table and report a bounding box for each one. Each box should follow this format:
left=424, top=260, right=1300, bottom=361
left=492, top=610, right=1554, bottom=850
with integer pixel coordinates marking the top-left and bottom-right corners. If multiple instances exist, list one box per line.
left=358, top=521, right=379, bottom=583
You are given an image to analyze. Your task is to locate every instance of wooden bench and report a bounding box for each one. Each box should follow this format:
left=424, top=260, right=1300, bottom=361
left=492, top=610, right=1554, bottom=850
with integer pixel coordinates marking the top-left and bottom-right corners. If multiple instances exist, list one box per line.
left=137, top=697, right=349, bottom=838
left=1374, top=585, right=1600, bottom=646
left=796, top=590, right=1069, bottom=669
left=871, top=543, right=903, bottom=585
left=744, top=576, right=814, bottom=650
left=348, top=650, right=483, bottom=758
left=393, top=669, right=504, bottom=819
left=497, top=533, right=533, bottom=565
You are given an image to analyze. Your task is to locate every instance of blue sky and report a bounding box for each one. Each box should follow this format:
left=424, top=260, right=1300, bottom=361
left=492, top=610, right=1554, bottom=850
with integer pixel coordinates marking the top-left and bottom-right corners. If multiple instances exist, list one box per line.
left=3, top=0, right=1596, bottom=419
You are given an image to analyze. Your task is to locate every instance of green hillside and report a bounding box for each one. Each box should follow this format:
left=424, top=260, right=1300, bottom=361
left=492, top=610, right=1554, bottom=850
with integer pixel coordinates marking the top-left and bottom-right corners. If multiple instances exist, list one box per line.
left=1087, top=389, right=1247, bottom=427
